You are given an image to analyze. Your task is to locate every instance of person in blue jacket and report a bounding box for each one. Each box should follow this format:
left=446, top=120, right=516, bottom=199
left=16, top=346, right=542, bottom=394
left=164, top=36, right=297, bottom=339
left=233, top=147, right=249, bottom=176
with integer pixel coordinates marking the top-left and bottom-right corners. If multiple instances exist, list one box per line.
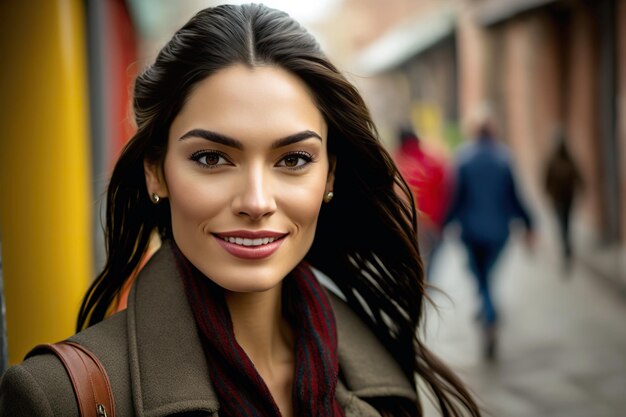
left=445, top=120, right=534, bottom=359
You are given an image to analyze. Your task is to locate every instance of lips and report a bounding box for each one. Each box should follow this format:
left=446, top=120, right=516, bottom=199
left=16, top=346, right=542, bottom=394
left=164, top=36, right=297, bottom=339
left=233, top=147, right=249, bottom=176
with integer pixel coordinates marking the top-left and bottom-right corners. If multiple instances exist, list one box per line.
left=221, top=236, right=279, bottom=246
left=213, top=230, right=287, bottom=259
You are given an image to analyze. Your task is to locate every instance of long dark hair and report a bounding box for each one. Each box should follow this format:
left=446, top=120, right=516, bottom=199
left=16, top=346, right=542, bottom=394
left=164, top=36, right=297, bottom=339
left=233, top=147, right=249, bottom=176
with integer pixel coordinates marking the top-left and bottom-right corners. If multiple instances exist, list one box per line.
left=77, top=4, right=480, bottom=416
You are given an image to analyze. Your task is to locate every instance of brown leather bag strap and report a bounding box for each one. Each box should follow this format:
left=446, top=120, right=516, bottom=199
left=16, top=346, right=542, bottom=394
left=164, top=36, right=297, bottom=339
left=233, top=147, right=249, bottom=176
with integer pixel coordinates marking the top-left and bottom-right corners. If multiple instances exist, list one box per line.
left=26, top=341, right=116, bottom=417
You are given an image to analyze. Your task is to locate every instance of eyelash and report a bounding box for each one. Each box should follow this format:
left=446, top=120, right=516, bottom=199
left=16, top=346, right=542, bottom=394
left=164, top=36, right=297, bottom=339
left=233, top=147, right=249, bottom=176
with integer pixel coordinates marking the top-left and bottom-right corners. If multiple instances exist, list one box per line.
left=189, top=150, right=231, bottom=169
left=188, top=150, right=315, bottom=170
left=277, top=151, right=315, bottom=171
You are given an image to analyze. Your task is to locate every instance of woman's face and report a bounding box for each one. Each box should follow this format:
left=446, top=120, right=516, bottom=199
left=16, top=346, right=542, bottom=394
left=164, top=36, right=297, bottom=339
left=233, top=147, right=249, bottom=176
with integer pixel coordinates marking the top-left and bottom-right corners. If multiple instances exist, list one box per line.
left=145, top=64, right=334, bottom=292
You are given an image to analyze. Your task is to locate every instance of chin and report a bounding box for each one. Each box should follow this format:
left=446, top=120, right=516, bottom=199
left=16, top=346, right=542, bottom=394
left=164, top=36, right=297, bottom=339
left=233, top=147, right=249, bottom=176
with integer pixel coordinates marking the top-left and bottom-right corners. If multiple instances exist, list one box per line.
left=215, top=278, right=283, bottom=294
left=204, top=265, right=288, bottom=294
left=189, top=247, right=307, bottom=293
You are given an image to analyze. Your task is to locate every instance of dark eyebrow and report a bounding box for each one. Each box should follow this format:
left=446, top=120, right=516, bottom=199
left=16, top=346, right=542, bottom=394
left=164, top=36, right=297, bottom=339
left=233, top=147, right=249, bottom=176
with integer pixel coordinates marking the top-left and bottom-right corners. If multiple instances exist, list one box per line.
left=271, top=130, right=322, bottom=149
left=178, top=129, right=243, bottom=149
left=178, top=129, right=322, bottom=149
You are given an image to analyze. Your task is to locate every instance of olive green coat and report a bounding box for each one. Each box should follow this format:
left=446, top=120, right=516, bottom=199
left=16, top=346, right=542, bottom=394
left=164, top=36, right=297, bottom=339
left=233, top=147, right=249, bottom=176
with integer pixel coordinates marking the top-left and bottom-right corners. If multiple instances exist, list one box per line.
left=0, top=241, right=416, bottom=416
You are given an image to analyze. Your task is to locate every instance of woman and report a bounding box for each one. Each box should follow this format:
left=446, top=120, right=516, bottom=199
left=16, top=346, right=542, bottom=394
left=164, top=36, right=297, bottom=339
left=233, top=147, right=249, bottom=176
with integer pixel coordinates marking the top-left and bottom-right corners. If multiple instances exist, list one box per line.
left=0, top=4, right=480, bottom=416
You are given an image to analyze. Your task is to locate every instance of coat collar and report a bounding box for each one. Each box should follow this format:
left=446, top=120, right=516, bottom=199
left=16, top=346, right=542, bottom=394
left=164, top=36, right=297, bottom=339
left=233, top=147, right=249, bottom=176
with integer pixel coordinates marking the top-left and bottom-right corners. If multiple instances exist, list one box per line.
left=126, top=240, right=219, bottom=417
left=126, top=240, right=415, bottom=416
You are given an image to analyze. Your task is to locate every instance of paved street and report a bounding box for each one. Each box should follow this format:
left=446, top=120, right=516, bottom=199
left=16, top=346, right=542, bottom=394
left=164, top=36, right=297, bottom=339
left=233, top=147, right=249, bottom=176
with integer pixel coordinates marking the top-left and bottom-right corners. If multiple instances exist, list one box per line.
left=421, top=225, right=626, bottom=417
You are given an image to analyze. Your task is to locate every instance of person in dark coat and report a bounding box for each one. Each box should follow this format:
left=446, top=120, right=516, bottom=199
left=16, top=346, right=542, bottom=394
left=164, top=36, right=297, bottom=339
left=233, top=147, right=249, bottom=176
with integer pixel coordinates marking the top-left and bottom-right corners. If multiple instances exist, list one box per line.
left=445, top=121, right=534, bottom=359
left=544, top=132, right=582, bottom=271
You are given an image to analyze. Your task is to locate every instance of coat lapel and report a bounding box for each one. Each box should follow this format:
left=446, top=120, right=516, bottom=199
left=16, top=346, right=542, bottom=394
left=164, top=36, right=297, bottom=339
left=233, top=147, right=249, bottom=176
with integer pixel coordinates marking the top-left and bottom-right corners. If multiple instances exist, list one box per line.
left=126, top=240, right=218, bottom=417
left=329, top=291, right=417, bottom=401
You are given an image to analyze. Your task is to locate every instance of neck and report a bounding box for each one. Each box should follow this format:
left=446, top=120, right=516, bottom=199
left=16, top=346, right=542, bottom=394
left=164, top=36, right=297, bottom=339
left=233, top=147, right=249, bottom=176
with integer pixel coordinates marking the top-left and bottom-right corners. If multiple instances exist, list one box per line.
left=224, top=284, right=294, bottom=371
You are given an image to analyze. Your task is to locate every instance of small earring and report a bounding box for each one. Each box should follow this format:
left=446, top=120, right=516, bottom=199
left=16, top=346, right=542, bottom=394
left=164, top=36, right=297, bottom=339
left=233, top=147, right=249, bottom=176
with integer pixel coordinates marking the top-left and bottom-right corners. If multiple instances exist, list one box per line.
left=151, top=193, right=161, bottom=204
left=324, top=191, right=334, bottom=203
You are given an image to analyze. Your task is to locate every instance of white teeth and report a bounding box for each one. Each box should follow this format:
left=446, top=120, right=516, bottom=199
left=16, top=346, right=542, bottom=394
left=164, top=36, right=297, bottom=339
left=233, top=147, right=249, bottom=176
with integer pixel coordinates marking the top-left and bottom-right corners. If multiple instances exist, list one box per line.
left=221, top=236, right=279, bottom=246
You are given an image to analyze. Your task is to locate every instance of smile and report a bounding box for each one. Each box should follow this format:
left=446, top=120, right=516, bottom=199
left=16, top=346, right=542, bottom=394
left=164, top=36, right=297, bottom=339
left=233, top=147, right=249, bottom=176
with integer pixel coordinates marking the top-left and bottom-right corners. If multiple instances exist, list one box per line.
left=213, top=231, right=287, bottom=259
left=220, top=236, right=278, bottom=246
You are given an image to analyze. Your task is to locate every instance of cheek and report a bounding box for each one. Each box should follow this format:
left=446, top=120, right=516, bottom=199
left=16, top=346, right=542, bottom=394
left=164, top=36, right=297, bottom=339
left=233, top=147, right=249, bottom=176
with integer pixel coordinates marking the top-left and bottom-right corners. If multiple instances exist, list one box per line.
left=164, top=164, right=228, bottom=225
left=279, top=176, right=327, bottom=230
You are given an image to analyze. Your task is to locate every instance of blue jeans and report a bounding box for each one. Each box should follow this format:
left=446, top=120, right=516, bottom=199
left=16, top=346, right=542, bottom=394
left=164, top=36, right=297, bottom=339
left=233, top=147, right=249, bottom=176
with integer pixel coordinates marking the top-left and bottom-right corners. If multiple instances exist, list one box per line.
left=462, top=238, right=506, bottom=326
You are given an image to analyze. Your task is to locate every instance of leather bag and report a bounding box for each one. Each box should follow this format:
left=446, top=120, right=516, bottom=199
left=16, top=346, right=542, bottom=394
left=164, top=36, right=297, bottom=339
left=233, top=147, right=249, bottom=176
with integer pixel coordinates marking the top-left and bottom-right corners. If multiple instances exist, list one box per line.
left=26, top=341, right=116, bottom=417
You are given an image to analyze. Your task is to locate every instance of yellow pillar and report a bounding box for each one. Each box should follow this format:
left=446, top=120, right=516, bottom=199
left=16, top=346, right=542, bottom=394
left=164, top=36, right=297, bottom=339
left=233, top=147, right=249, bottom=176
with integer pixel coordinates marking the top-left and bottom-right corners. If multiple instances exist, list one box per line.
left=0, top=0, right=92, bottom=364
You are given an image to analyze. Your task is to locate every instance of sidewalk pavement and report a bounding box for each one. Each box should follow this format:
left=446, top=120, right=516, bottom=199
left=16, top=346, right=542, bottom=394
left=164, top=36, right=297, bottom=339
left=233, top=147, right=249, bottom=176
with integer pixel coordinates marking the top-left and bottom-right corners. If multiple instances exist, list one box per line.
left=420, top=228, right=626, bottom=417
left=577, top=236, right=626, bottom=297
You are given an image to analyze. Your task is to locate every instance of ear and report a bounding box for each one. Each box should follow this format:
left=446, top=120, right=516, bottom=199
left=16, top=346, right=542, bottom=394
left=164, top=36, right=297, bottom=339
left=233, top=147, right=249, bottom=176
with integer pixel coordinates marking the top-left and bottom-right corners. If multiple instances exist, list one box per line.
left=325, top=156, right=336, bottom=193
left=144, top=158, right=169, bottom=198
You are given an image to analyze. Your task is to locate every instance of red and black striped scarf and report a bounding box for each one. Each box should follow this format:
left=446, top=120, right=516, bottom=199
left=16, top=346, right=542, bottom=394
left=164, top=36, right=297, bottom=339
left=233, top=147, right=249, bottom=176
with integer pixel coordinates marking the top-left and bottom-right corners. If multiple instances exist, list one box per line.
left=175, top=247, right=344, bottom=417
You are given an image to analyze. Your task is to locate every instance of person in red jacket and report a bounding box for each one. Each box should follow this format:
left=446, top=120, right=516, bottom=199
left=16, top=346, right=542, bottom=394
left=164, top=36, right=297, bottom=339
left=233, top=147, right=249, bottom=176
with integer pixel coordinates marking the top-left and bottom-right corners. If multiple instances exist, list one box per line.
left=395, top=128, right=452, bottom=279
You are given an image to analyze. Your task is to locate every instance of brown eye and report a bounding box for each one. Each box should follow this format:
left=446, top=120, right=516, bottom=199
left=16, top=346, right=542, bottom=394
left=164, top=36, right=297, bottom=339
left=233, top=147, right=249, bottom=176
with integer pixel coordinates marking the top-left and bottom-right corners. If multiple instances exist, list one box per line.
left=203, top=153, right=220, bottom=165
left=189, top=150, right=230, bottom=168
left=283, top=156, right=299, bottom=167
left=276, top=152, right=313, bottom=170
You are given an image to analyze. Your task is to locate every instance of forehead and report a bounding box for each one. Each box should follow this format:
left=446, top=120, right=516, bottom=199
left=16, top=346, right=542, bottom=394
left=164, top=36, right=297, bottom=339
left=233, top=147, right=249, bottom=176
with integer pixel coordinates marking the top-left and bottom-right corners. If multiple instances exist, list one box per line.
left=169, top=64, right=326, bottom=142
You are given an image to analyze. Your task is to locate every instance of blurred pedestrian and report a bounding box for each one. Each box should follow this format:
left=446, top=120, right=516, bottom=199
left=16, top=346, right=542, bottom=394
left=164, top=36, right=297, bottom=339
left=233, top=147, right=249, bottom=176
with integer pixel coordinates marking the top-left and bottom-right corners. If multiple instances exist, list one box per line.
left=445, top=120, right=534, bottom=360
left=544, top=130, right=582, bottom=273
left=395, top=128, right=452, bottom=279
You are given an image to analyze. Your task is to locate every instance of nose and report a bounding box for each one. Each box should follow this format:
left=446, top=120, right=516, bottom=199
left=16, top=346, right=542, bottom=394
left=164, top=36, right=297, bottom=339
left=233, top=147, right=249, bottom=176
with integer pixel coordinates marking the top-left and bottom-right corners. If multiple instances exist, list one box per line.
left=232, top=166, right=276, bottom=220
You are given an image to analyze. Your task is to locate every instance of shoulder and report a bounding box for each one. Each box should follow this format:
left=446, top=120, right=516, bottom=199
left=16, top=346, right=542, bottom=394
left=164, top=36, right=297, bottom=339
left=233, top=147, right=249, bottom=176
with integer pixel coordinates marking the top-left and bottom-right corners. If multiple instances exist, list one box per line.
left=0, top=311, right=130, bottom=417
left=0, top=343, right=80, bottom=416
left=493, top=142, right=512, bottom=161
left=69, top=310, right=130, bottom=378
